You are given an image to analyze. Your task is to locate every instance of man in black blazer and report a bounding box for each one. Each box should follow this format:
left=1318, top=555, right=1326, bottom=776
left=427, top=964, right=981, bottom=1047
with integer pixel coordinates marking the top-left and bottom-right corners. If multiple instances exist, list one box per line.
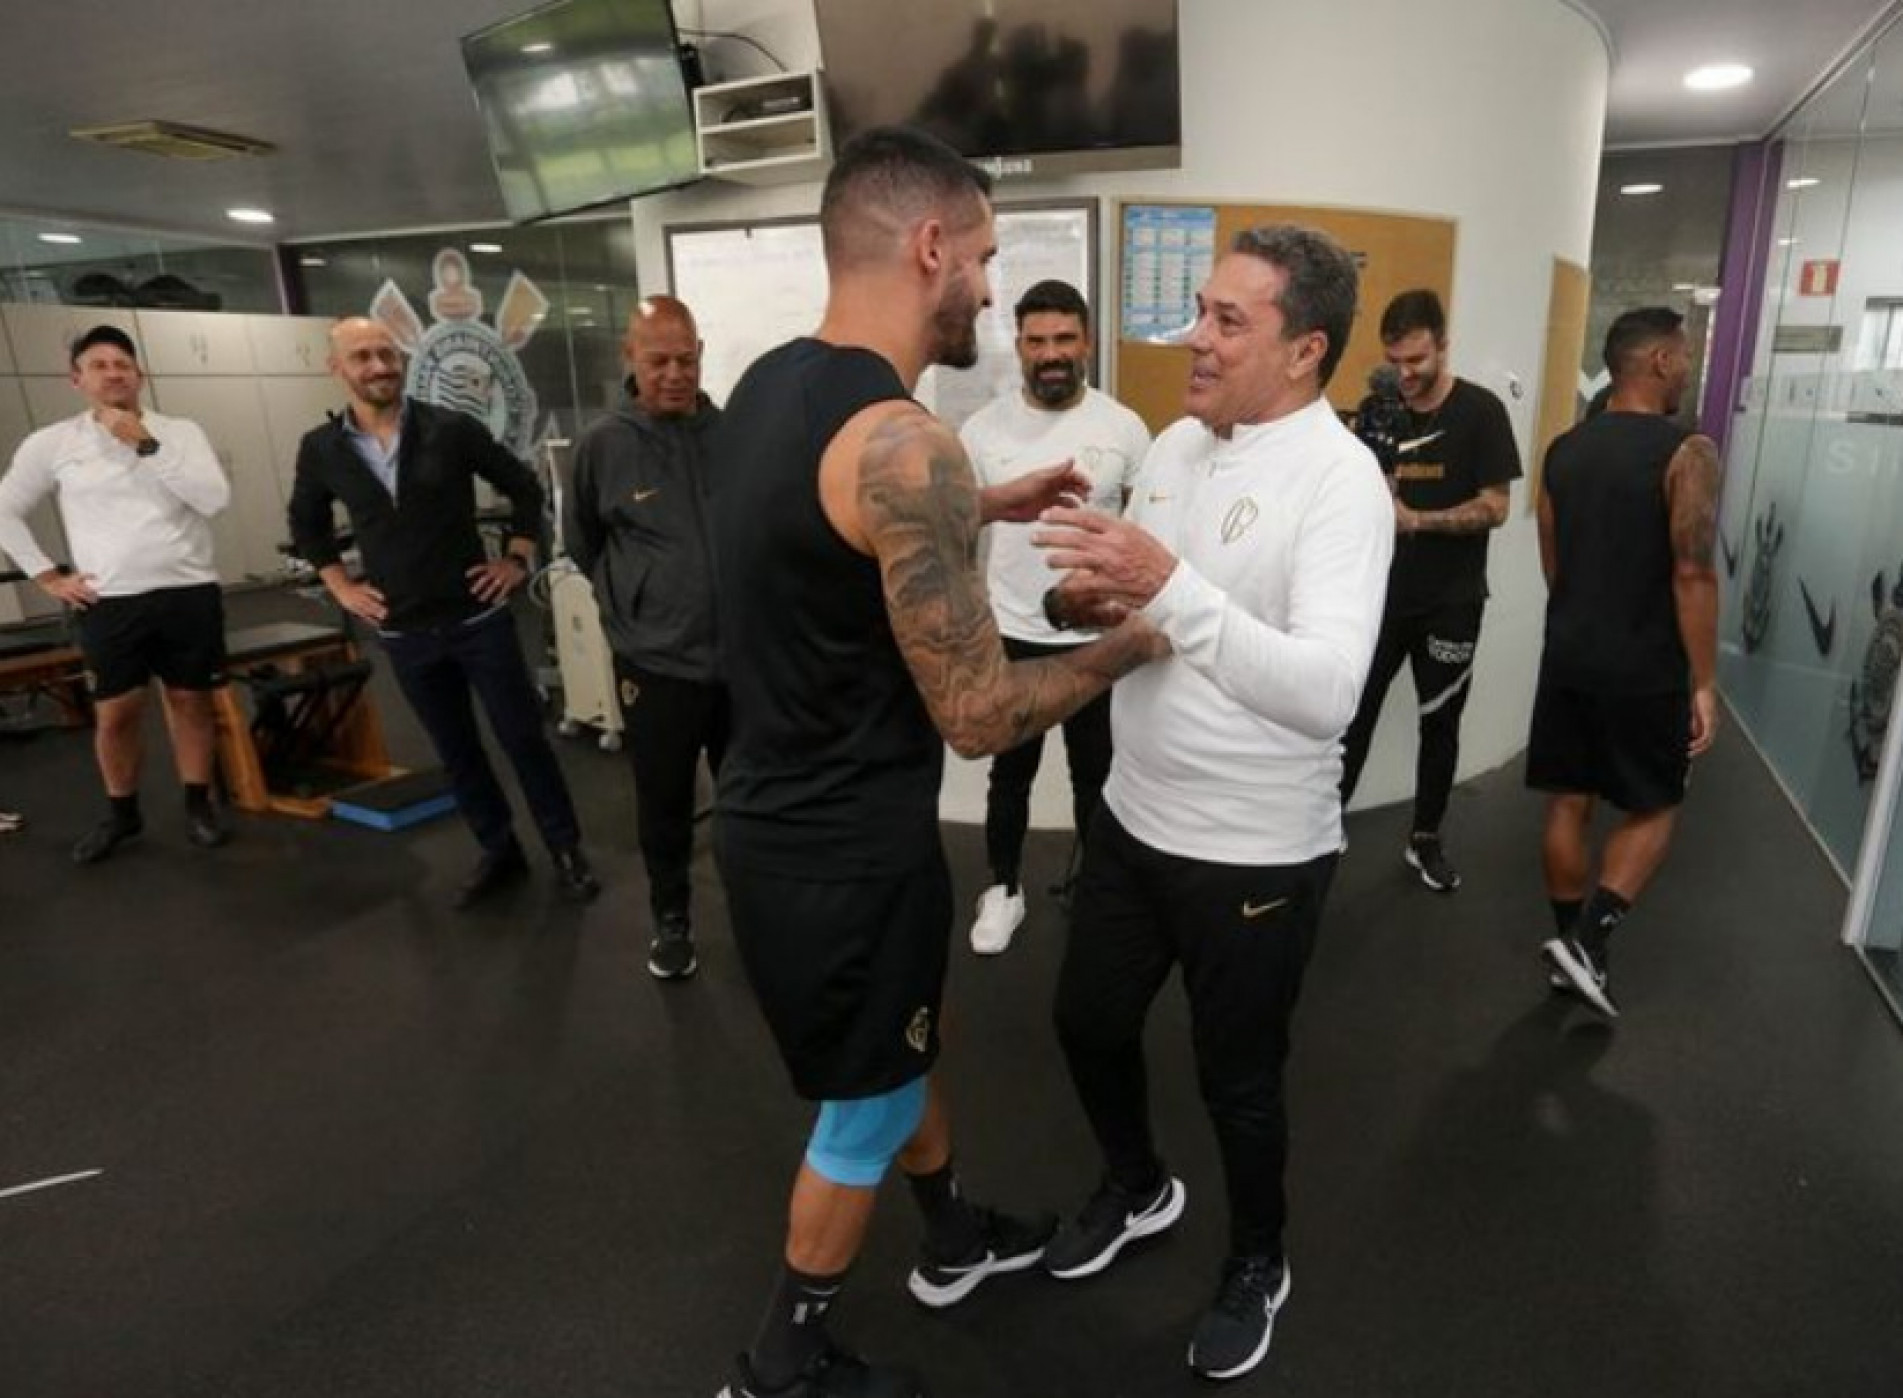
left=288, top=316, right=598, bottom=908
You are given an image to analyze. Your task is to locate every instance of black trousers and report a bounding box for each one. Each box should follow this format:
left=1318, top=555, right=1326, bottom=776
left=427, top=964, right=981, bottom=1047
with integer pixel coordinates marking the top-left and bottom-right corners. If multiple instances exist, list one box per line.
left=615, top=659, right=728, bottom=920
left=1054, top=808, right=1335, bottom=1261
left=381, top=608, right=581, bottom=856
left=984, top=636, right=1113, bottom=886
left=1338, top=600, right=1485, bottom=834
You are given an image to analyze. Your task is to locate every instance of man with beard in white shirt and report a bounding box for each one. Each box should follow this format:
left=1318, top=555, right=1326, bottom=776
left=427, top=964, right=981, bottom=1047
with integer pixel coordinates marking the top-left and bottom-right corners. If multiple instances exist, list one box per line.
left=959, top=279, right=1151, bottom=953
left=1033, top=226, right=1393, bottom=1382
left=0, top=325, right=232, bottom=863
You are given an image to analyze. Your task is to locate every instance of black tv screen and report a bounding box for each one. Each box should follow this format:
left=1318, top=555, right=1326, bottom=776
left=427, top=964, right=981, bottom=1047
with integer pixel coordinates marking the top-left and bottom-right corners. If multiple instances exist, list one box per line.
left=813, top=0, right=1180, bottom=177
left=461, top=0, right=699, bottom=221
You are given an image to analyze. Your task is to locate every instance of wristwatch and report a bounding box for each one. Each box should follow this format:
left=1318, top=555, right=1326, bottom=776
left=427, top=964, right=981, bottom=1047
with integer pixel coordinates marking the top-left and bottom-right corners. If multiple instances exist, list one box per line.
left=134, top=436, right=160, bottom=457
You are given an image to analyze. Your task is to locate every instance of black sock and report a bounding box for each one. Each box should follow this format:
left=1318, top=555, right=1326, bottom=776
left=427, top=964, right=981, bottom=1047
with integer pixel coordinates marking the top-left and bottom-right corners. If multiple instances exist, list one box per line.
left=109, top=794, right=142, bottom=829
left=993, top=871, right=1020, bottom=898
left=183, top=783, right=213, bottom=815
left=1577, top=887, right=1632, bottom=953
left=1550, top=897, right=1584, bottom=936
left=906, top=1158, right=980, bottom=1258
left=748, top=1263, right=845, bottom=1388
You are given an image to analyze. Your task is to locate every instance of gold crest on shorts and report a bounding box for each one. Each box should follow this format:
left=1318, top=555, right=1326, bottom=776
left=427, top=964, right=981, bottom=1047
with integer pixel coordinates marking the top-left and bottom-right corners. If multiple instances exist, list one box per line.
left=905, top=1006, right=931, bottom=1053
left=618, top=677, right=639, bottom=708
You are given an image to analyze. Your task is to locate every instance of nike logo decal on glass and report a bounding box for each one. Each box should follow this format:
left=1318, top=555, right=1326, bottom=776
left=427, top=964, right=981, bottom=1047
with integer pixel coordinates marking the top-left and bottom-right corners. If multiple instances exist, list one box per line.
left=633, top=487, right=661, bottom=502
left=1799, top=577, right=1836, bottom=656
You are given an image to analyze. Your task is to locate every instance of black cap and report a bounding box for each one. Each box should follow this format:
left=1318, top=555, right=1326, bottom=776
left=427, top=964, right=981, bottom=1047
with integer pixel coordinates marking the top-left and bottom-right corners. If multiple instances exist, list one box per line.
left=69, top=324, right=139, bottom=366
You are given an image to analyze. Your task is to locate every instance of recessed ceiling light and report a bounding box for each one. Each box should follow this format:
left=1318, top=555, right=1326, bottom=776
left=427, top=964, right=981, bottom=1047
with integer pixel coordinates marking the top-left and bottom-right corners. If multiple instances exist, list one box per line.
left=522, top=41, right=554, bottom=54
left=1685, top=64, right=1753, bottom=92
left=1787, top=176, right=1821, bottom=190
left=1620, top=182, right=1664, bottom=196
left=226, top=207, right=275, bottom=224
left=37, top=232, right=82, bottom=245
left=470, top=242, right=504, bottom=254
left=299, top=255, right=328, bottom=267
left=1672, top=282, right=1697, bottom=292
left=1778, top=237, right=1800, bottom=247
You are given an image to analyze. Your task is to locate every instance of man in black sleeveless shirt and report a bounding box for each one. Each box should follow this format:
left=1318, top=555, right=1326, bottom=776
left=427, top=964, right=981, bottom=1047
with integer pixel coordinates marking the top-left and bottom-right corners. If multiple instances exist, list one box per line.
left=708, top=127, right=1164, bottom=1398
left=1340, top=290, right=1520, bottom=892
left=1528, top=307, right=1721, bottom=1018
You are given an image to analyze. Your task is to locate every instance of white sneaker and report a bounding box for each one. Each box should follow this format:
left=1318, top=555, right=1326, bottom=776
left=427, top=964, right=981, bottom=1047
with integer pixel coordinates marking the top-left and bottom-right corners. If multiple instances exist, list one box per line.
left=969, top=884, right=1026, bottom=955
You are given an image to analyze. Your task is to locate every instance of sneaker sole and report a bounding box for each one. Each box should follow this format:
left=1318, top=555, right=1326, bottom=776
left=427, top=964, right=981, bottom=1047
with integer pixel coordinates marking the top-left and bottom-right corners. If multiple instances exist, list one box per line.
left=1188, top=1264, right=1292, bottom=1381
left=1402, top=845, right=1460, bottom=892
left=1046, top=1177, right=1186, bottom=1280
left=1540, top=939, right=1618, bottom=1018
left=906, top=1243, right=1047, bottom=1308
left=647, top=955, right=699, bottom=981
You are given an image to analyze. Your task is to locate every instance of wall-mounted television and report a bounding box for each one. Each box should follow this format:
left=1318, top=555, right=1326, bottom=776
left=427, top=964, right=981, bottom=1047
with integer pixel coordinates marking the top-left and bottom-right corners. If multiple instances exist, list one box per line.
left=813, top=0, right=1180, bottom=179
left=461, top=0, right=700, bottom=222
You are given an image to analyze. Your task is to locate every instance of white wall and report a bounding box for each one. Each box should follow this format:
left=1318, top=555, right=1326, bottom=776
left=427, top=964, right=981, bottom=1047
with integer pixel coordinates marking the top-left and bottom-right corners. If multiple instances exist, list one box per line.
left=638, top=0, right=1609, bottom=826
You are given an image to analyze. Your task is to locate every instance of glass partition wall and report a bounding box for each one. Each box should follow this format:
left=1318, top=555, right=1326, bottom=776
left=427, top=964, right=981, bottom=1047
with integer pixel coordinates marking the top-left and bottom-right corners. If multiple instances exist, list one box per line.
left=1719, top=17, right=1903, bottom=1014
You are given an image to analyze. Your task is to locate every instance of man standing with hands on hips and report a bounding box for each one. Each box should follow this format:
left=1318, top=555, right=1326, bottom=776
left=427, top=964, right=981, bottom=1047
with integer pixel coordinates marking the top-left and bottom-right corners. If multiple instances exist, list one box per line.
left=958, top=277, right=1151, bottom=953
left=0, top=325, right=233, bottom=864
left=289, top=317, right=599, bottom=909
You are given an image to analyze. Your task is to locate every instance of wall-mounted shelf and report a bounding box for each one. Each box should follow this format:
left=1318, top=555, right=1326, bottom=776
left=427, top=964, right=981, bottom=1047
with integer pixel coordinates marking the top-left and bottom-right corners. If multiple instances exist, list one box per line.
left=694, top=70, right=830, bottom=186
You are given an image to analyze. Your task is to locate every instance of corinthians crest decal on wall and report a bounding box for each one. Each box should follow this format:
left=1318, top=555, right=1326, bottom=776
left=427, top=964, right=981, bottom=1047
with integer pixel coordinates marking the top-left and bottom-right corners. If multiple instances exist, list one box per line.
left=369, top=249, right=549, bottom=461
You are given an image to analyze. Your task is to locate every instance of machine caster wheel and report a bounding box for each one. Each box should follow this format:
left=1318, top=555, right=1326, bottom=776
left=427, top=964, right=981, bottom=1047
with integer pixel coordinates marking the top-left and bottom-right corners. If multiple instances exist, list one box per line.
left=557, top=718, right=580, bottom=738
left=599, top=731, right=623, bottom=753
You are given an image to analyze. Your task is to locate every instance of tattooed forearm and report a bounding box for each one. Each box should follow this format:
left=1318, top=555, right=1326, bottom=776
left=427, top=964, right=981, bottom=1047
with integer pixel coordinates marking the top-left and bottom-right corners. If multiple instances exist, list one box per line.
left=859, top=410, right=1155, bottom=757
left=1411, top=489, right=1509, bottom=535
left=1667, top=435, right=1721, bottom=571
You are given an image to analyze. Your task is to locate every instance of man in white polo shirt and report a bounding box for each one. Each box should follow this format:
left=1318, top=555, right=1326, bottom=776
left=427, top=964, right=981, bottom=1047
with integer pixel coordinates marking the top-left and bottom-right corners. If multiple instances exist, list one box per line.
left=1032, top=226, right=1393, bottom=1382
left=959, top=278, right=1151, bottom=953
left=0, top=325, right=232, bottom=863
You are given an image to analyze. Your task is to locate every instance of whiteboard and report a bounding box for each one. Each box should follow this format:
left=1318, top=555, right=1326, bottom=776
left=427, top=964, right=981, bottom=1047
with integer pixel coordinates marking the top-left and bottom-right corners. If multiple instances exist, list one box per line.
left=665, top=201, right=1096, bottom=432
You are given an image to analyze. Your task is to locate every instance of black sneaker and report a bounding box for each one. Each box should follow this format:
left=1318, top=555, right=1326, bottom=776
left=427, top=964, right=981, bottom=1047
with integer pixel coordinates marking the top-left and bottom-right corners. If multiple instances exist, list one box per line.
left=717, top=1343, right=924, bottom=1397
left=1404, top=834, right=1461, bottom=892
left=185, top=805, right=229, bottom=849
left=1187, top=1255, right=1291, bottom=1381
left=1043, top=1172, right=1186, bottom=1280
left=72, top=815, right=142, bottom=866
left=551, top=846, right=600, bottom=903
left=451, top=844, right=529, bottom=909
left=648, top=914, right=698, bottom=981
left=906, top=1204, right=1058, bottom=1308
left=1541, top=935, right=1618, bottom=1018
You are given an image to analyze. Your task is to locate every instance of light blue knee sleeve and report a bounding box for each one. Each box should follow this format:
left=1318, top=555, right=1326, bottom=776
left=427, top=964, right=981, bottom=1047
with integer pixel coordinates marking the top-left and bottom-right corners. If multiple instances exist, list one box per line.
left=804, top=1077, right=929, bottom=1188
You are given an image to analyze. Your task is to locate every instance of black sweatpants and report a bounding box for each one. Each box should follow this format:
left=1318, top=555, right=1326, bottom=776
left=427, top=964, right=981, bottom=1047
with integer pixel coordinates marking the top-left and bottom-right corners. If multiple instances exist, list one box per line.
left=1338, top=600, right=1484, bottom=834
left=1054, top=808, right=1335, bottom=1260
left=615, top=659, right=728, bottom=920
left=984, top=636, right=1113, bottom=887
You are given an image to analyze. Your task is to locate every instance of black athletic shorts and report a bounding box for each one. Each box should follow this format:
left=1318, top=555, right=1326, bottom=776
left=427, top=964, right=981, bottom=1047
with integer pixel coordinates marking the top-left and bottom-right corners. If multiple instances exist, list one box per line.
left=1525, top=680, right=1690, bottom=813
left=74, top=583, right=227, bottom=701
left=717, top=838, right=951, bottom=1102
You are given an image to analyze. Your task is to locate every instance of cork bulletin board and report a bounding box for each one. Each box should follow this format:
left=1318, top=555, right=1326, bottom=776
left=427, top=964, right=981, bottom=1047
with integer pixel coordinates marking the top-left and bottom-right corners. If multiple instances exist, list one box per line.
left=1113, top=200, right=1458, bottom=435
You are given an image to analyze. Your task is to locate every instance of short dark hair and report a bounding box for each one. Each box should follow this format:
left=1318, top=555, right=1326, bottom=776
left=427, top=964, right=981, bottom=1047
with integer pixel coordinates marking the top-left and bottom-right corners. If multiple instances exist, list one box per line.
left=820, top=125, right=993, bottom=271
left=1229, top=224, right=1359, bottom=387
left=1380, top=288, right=1446, bottom=344
left=1603, top=306, right=1684, bottom=378
left=70, top=324, right=138, bottom=366
left=1014, top=279, right=1089, bottom=331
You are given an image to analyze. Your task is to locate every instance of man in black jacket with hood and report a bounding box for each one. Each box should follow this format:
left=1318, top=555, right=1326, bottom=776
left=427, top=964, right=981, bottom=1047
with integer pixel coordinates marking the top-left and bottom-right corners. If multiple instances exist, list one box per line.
left=289, top=316, right=599, bottom=909
left=567, top=295, right=725, bottom=980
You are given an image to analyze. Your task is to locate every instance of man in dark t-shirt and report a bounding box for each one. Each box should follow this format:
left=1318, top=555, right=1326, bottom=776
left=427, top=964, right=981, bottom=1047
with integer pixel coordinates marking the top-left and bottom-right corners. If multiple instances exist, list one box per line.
left=1340, top=290, right=1520, bottom=892
left=1527, top=306, right=1721, bottom=1019
left=708, top=127, right=1161, bottom=1398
